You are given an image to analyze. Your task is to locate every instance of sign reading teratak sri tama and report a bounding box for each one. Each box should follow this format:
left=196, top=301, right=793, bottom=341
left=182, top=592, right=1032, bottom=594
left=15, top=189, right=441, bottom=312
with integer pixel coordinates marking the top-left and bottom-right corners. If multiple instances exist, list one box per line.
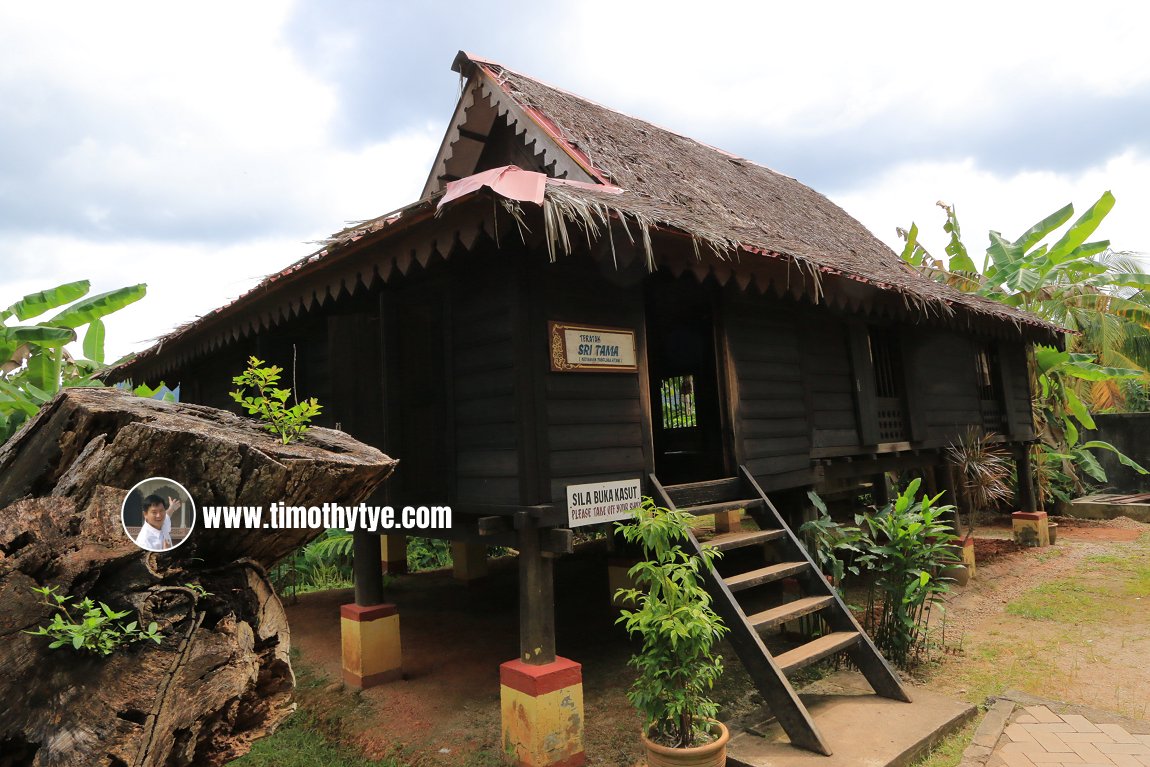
left=549, top=321, right=637, bottom=373
left=566, top=479, right=643, bottom=527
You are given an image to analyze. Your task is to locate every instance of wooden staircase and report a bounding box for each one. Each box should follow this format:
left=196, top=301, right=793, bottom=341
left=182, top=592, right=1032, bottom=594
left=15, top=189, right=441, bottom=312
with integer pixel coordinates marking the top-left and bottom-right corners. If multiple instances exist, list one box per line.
left=648, top=466, right=911, bottom=756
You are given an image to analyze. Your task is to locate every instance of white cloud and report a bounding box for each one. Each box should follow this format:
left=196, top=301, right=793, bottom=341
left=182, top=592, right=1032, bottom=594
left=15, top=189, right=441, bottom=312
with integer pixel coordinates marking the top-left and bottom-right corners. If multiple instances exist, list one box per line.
left=561, top=1, right=1150, bottom=137
left=832, top=150, right=1150, bottom=266
left=3, top=0, right=1150, bottom=370
left=1, top=120, right=440, bottom=364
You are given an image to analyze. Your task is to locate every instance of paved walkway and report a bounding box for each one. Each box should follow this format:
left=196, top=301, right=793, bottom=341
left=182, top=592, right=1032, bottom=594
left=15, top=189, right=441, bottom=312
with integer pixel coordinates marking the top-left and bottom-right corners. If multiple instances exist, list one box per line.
left=965, top=694, right=1150, bottom=767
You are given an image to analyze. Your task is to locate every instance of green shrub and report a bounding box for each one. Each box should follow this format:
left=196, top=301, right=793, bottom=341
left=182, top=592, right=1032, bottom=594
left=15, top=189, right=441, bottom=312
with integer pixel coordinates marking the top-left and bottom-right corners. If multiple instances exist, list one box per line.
left=856, top=479, right=959, bottom=669
left=614, top=497, right=727, bottom=748
left=24, top=585, right=162, bottom=656
left=230, top=356, right=322, bottom=445
left=799, top=490, right=863, bottom=590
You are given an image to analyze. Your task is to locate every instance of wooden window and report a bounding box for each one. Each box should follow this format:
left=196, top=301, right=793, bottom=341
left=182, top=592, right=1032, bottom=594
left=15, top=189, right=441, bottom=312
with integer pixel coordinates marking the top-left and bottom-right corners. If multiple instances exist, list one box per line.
left=660, top=374, right=697, bottom=429
left=975, top=342, right=1006, bottom=432
left=868, top=328, right=908, bottom=442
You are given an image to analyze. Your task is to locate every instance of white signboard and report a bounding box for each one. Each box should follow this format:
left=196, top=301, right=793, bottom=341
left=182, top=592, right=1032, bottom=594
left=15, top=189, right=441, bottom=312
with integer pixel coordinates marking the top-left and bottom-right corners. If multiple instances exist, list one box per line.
left=549, top=322, right=638, bottom=373
left=566, top=479, right=643, bottom=527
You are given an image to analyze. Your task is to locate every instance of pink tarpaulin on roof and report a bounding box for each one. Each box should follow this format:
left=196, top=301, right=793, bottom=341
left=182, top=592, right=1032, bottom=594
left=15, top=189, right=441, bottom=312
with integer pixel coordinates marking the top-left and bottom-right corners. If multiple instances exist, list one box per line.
left=438, top=165, right=546, bottom=209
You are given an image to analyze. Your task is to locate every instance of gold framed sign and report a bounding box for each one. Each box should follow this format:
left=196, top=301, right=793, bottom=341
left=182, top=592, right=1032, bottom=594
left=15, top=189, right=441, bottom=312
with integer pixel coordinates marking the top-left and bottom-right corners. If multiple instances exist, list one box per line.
left=549, top=321, right=637, bottom=373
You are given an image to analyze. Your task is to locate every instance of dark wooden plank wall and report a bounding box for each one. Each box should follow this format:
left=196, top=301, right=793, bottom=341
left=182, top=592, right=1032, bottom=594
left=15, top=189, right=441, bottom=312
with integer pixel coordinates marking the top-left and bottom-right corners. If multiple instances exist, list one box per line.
left=452, top=263, right=521, bottom=505
left=182, top=344, right=253, bottom=411
left=327, top=305, right=384, bottom=447
left=171, top=313, right=330, bottom=417
left=903, top=328, right=982, bottom=445
left=723, top=297, right=814, bottom=488
left=802, top=317, right=861, bottom=450
left=260, top=316, right=334, bottom=428
left=1001, top=341, right=1035, bottom=439
left=539, top=262, right=650, bottom=505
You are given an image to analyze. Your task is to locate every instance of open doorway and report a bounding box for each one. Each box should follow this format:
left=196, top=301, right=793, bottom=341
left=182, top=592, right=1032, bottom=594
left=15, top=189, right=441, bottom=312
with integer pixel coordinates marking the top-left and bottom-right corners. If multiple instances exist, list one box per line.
left=645, top=277, right=727, bottom=484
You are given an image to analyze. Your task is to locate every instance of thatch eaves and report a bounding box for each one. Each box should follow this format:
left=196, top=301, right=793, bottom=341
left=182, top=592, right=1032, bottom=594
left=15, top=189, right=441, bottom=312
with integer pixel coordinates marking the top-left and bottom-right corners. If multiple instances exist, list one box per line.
left=112, top=52, right=1064, bottom=379
left=449, top=53, right=1061, bottom=340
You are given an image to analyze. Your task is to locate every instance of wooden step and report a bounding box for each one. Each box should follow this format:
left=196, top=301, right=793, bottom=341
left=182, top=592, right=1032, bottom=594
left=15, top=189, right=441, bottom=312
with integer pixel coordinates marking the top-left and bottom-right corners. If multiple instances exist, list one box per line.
left=746, top=596, right=834, bottom=632
left=664, top=477, right=743, bottom=507
left=724, top=562, right=808, bottom=592
left=705, top=528, right=785, bottom=552
left=681, top=498, right=765, bottom=517
left=775, top=632, right=861, bottom=674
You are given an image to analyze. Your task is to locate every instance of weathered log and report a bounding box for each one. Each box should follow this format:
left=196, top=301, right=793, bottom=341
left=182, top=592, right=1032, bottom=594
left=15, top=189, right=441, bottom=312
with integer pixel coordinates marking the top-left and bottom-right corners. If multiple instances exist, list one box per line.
left=0, top=388, right=397, bottom=767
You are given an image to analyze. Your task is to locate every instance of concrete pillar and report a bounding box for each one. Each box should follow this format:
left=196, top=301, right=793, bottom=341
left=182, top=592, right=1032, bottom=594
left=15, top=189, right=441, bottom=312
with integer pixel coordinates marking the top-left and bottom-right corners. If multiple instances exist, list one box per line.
left=380, top=534, right=407, bottom=575
left=607, top=556, right=641, bottom=610
left=500, top=657, right=585, bottom=767
left=452, top=541, right=489, bottom=584
left=340, top=603, right=402, bottom=688
left=341, top=530, right=401, bottom=688
left=714, top=509, right=742, bottom=534
left=1012, top=511, right=1050, bottom=547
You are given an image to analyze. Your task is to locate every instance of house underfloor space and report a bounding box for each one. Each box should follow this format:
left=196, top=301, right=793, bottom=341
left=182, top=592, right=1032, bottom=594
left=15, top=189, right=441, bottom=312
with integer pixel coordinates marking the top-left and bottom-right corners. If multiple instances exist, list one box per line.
left=282, top=534, right=974, bottom=766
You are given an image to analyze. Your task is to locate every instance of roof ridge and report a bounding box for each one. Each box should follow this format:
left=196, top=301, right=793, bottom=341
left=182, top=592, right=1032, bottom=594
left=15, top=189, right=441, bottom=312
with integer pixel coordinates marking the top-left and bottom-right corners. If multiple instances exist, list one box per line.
left=455, top=51, right=796, bottom=183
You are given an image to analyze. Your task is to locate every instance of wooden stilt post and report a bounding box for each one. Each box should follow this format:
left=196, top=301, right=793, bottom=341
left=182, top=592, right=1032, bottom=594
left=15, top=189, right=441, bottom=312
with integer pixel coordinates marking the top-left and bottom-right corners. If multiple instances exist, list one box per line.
left=501, top=512, right=584, bottom=767
left=517, top=515, right=555, bottom=665
left=922, top=465, right=939, bottom=497
left=1015, top=445, right=1038, bottom=513
left=938, top=461, right=963, bottom=533
left=871, top=473, right=891, bottom=507
left=353, top=530, right=384, bottom=606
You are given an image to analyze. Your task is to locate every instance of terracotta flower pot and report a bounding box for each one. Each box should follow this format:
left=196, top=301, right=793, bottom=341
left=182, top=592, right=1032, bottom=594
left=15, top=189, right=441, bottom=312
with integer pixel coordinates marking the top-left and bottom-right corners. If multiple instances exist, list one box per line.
left=1048, top=522, right=1058, bottom=545
left=641, top=720, right=729, bottom=767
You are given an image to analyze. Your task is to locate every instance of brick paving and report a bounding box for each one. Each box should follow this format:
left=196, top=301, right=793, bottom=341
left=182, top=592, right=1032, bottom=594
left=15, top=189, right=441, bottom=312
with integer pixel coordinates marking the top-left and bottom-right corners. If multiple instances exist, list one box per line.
left=989, top=705, right=1150, bottom=767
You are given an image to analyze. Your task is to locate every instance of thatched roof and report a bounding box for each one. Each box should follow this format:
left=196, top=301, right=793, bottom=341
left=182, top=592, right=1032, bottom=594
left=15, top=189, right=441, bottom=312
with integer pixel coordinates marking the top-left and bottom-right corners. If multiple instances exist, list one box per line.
left=114, top=51, right=1061, bottom=377
left=446, top=53, right=1059, bottom=336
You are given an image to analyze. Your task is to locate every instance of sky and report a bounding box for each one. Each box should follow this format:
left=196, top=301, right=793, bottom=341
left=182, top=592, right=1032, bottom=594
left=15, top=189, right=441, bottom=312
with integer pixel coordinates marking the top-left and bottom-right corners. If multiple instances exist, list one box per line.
left=2, top=1, right=1148, bottom=363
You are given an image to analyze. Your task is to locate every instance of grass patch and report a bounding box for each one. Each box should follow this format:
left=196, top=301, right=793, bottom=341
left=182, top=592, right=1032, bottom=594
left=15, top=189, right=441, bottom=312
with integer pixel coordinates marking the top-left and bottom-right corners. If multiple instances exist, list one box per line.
left=1005, top=579, right=1114, bottom=622
left=1085, top=554, right=1123, bottom=565
left=1034, top=547, right=1066, bottom=563
left=231, top=712, right=399, bottom=767
left=228, top=653, right=392, bottom=767
left=912, top=719, right=978, bottom=767
left=944, top=642, right=1070, bottom=705
left=1127, top=564, right=1150, bottom=597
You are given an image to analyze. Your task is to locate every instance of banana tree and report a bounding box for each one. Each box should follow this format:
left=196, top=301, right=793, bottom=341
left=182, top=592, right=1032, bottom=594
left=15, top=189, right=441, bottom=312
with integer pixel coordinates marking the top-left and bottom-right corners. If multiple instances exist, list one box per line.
left=0, top=280, right=146, bottom=442
left=899, top=194, right=1150, bottom=499
left=1031, top=345, right=1147, bottom=503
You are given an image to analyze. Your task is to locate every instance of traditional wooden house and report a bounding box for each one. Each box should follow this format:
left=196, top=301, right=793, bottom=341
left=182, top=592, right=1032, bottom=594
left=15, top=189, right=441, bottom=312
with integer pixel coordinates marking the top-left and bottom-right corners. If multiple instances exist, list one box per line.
left=113, top=52, right=1060, bottom=762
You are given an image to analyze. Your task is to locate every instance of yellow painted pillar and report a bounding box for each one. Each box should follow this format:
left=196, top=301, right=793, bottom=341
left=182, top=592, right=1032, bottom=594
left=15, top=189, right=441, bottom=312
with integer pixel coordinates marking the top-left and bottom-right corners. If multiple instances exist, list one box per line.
left=714, top=509, right=742, bottom=534
left=340, top=603, right=402, bottom=688
left=500, top=657, right=585, bottom=767
left=607, top=556, right=641, bottom=610
left=380, top=534, right=407, bottom=574
left=452, top=541, right=488, bottom=584
left=1012, top=511, right=1050, bottom=547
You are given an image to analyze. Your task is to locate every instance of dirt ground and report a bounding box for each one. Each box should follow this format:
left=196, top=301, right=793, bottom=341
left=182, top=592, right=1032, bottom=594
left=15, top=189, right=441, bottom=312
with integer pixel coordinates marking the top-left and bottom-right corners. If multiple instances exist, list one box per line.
left=922, top=516, right=1150, bottom=719
left=284, top=516, right=1150, bottom=766
left=286, top=545, right=646, bottom=766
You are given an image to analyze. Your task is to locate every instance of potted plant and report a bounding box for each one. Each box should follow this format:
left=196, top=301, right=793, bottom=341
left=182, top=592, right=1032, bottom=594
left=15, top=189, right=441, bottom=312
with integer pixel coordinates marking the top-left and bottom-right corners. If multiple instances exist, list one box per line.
left=615, top=497, right=730, bottom=767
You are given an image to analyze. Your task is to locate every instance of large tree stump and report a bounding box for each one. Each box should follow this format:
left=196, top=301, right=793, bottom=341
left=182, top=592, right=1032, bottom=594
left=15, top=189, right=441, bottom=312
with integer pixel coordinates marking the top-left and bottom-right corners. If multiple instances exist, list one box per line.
left=0, top=388, right=397, bottom=767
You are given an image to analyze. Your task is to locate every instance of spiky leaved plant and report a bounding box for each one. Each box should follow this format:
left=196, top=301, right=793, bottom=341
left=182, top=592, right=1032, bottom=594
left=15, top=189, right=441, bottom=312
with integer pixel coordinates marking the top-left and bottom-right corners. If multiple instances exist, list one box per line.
left=945, top=426, right=1013, bottom=541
